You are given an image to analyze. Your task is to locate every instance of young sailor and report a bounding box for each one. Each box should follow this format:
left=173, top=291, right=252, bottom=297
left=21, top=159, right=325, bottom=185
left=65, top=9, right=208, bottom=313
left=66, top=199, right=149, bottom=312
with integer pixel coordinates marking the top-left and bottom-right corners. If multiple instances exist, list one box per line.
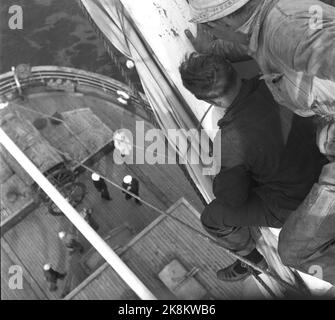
left=43, top=264, right=66, bottom=292
left=122, top=175, right=142, bottom=205
left=91, top=173, right=112, bottom=201
left=58, top=231, right=84, bottom=255
left=179, top=53, right=327, bottom=281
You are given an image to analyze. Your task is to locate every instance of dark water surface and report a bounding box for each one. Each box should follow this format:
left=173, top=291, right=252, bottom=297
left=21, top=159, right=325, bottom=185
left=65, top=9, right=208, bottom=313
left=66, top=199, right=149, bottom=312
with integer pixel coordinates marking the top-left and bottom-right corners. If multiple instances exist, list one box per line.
left=0, top=0, right=135, bottom=84
left=0, top=0, right=257, bottom=88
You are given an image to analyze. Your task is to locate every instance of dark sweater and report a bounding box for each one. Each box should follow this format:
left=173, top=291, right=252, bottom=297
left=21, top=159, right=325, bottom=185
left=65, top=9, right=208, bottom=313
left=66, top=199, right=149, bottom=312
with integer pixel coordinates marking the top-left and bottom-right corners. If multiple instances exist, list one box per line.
left=93, top=178, right=107, bottom=191
left=44, top=269, right=60, bottom=283
left=122, top=178, right=139, bottom=194
left=213, top=77, right=327, bottom=216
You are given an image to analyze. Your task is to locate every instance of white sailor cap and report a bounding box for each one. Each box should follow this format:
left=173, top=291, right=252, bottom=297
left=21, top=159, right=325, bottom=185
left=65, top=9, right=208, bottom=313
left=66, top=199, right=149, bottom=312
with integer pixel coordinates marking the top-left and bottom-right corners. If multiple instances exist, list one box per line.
left=91, top=173, right=100, bottom=181
left=123, top=175, right=132, bottom=184
left=43, top=264, right=51, bottom=271
left=58, top=231, right=66, bottom=239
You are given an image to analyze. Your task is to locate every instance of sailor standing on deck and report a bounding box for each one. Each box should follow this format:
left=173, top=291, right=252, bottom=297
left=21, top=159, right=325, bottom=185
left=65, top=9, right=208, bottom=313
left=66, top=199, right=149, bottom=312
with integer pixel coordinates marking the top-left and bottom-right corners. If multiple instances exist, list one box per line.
left=122, top=175, right=142, bottom=205
left=91, top=173, right=112, bottom=201
left=43, top=264, right=66, bottom=292
left=58, top=231, right=84, bottom=255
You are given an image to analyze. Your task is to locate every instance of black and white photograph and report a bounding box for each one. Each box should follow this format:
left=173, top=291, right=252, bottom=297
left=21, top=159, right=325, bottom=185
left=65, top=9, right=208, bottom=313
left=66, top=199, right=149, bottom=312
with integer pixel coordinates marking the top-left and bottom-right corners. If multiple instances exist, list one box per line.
left=0, top=0, right=335, bottom=305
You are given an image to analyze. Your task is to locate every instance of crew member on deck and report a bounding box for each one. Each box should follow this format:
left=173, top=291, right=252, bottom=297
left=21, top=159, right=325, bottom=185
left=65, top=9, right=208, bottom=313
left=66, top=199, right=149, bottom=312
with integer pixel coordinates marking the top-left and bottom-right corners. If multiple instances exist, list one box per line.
left=43, top=264, right=66, bottom=292
left=122, top=175, right=141, bottom=205
left=58, top=231, right=84, bottom=255
left=91, top=173, right=112, bottom=201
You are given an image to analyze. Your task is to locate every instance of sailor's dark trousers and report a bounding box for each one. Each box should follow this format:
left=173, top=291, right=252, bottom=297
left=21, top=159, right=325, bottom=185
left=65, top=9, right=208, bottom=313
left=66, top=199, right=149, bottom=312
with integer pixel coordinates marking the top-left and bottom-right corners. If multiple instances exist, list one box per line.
left=201, top=192, right=292, bottom=256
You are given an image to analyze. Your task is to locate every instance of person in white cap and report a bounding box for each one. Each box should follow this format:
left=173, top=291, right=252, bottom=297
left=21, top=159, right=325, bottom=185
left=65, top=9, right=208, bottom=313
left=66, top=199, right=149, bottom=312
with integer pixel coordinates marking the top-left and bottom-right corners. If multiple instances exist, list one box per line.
left=122, top=175, right=141, bottom=205
left=179, top=52, right=327, bottom=282
left=58, top=231, right=84, bottom=254
left=186, top=0, right=335, bottom=123
left=43, top=264, right=66, bottom=292
left=91, top=173, right=112, bottom=201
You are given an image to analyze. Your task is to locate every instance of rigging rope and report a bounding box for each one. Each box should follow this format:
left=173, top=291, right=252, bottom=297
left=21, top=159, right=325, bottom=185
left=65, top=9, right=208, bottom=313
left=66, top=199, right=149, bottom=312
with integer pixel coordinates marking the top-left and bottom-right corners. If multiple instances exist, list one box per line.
left=250, top=269, right=278, bottom=299
left=78, top=0, right=139, bottom=98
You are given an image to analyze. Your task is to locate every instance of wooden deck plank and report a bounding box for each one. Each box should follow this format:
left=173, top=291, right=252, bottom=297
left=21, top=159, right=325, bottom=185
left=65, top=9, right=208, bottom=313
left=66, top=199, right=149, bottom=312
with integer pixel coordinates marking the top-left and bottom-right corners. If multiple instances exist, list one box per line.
left=0, top=107, right=63, bottom=173
left=0, top=153, right=13, bottom=183
left=1, top=175, right=32, bottom=219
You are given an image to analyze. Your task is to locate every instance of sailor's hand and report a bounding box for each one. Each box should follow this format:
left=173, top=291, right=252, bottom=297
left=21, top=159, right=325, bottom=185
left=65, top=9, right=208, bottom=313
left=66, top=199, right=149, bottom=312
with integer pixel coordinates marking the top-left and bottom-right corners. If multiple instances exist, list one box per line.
left=317, top=121, right=335, bottom=161
left=185, top=24, right=215, bottom=53
left=206, top=21, right=249, bottom=45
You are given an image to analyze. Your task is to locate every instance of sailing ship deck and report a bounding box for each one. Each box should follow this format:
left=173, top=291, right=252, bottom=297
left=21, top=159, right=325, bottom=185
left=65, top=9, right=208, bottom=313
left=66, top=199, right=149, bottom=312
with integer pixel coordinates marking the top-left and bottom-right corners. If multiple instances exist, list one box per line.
left=66, top=198, right=242, bottom=300
left=0, top=85, right=227, bottom=300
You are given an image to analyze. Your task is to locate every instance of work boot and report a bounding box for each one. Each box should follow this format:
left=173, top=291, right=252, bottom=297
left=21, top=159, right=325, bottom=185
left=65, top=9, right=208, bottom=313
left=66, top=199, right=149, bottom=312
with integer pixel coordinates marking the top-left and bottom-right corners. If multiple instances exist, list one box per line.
left=217, top=249, right=268, bottom=282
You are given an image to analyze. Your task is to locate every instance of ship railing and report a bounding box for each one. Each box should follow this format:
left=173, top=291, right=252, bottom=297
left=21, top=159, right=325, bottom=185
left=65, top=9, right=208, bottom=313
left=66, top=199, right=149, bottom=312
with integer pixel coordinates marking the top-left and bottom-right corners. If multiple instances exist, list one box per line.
left=0, top=66, right=151, bottom=112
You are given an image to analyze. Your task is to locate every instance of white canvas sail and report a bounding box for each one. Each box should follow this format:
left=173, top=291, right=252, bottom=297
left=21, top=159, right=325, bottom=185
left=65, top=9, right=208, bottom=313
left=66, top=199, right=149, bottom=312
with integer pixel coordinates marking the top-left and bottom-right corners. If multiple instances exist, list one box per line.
left=80, top=0, right=333, bottom=297
left=80, top=0, right=219, bottom=204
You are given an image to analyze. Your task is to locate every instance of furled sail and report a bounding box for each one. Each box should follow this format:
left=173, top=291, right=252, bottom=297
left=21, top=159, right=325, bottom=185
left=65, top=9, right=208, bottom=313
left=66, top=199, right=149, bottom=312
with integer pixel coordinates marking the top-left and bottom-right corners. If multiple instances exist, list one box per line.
left=79, top=0, right=224, bottom=203
left=79, top=0, right=333, bottom=297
